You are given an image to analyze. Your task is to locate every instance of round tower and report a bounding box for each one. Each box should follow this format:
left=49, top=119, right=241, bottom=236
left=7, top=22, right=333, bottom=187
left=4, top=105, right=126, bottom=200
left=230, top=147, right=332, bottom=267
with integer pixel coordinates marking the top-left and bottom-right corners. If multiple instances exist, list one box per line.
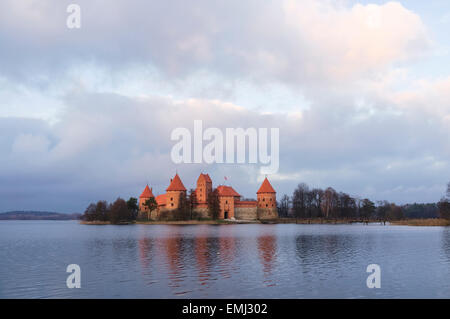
left=256, top=177, right=278, bottom=219
left=165, top=173, right=187, bottom=210
left=139, top=185, right=155, bottom=219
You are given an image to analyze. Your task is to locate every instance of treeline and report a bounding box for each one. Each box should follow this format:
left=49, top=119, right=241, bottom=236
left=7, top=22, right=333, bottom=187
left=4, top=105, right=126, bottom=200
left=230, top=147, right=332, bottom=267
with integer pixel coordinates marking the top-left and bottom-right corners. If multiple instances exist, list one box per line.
left=277, top=181, right=450, bottom=221
left=277, top=183, right=400, bottom=221
left=82, top=198, right=139, bottom=224
left=438, top=182, right=450, bottom=220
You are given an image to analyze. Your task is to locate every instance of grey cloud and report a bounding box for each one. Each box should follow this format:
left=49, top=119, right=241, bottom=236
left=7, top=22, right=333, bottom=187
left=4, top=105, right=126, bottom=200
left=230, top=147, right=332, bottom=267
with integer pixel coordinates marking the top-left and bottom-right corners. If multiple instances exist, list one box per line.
left=0, top=91, right=448, bottom=212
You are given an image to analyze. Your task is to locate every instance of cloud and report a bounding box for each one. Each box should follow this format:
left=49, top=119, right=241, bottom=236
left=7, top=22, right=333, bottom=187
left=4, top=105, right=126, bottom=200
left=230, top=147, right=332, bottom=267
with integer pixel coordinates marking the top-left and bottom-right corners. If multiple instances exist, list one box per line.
left=0, top=1, right=448, bottom=212
left=0, top=87, right=448, bottom=212
left=0, top=0, right=430, bottom=91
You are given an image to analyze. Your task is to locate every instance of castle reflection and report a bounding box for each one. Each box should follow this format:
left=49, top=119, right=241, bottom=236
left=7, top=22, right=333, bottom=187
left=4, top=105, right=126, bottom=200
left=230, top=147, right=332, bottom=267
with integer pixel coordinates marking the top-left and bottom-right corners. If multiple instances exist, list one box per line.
left=137, top=226, right=284, bottom=293
left=257, top=230, right=277, bottom=286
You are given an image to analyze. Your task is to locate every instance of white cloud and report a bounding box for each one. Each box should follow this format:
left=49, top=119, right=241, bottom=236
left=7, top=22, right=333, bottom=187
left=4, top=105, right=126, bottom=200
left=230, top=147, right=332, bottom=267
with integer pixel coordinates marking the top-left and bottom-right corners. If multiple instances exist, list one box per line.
left=0, top=0, right=431, bottom=91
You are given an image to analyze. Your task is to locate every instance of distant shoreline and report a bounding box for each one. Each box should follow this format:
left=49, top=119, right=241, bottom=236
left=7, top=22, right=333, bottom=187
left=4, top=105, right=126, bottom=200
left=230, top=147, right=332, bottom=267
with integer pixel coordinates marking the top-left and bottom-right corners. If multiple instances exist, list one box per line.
left=79, top=218, right=449, bottom=226
left=0, top=211, right=81, bottom=221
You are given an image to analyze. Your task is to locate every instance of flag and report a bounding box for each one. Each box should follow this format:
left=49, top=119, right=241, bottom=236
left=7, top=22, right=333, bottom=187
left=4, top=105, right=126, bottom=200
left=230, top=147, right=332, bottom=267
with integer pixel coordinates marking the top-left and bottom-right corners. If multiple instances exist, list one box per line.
left=224, top=176, right=228, bottom=181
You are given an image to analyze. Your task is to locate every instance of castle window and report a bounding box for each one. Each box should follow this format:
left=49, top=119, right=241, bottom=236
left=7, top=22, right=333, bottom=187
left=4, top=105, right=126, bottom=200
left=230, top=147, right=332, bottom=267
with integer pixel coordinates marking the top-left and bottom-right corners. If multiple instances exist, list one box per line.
left=263, top=198, right=265, bottom=201
left=270, top=198, right=272, bottom=201
left=266, top=204, right=268, bottom=207
left=171, top=197, right=173, bottom=201
left=226, top=200, right=228, bottom=204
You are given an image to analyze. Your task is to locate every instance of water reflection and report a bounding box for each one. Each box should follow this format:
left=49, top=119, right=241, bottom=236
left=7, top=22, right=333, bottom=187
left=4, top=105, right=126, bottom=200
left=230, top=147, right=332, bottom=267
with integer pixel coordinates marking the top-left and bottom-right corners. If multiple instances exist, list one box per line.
left=442, top=228, right=450, bottom=263
left=160, top=228, right=188, bottom=293
left=138, top=237, right=155, bottom=285
left=295, top=234, right=356, bottom=272
left=3, top=222, right=450, bottom=298
left=195, top=228, right=212, bottom=287
left=257, top=230, right=277, bottom=286
left=217, top=227, right=236, bottom=280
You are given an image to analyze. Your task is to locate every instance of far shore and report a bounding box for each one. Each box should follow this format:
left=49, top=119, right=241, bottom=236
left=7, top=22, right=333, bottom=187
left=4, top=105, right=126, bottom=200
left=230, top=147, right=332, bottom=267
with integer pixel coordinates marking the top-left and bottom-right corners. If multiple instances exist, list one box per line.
left=80, top=217, right=449, bottom=226
left=390, top=218, right=450, bottom=226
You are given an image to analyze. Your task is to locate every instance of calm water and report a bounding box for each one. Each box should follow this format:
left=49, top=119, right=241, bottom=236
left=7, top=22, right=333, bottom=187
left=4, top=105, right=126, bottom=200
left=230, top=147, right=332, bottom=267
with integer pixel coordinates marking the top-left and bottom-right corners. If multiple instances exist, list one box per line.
left=1, top=221, right=450, bottom=298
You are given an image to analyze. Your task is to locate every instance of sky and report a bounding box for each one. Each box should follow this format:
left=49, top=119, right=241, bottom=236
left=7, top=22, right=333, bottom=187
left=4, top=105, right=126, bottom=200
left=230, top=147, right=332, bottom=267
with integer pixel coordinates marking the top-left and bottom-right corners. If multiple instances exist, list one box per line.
left=0, top=0, right=449, bottom=212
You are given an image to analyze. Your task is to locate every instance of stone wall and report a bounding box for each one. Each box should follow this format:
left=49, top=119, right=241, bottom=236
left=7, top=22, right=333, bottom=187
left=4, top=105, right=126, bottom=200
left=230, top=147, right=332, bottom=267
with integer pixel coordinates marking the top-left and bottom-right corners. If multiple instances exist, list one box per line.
left=137, top=209, right=159, bottom=220
left=257, top=208, right=278, bottom=220
left=193, top=207, right=210, bottom=219
left=235, top=206, right=258, bottom=220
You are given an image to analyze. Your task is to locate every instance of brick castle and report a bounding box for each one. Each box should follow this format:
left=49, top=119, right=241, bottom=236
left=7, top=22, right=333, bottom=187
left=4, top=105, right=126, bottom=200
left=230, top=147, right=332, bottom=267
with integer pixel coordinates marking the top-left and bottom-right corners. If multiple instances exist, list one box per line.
left=138, top=173, right=278, bottom=220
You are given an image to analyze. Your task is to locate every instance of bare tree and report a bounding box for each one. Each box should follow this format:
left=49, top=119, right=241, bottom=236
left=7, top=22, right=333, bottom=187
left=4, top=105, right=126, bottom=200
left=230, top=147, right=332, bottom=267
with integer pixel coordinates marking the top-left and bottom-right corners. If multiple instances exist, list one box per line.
left=278, top=194, right=290, bottom=217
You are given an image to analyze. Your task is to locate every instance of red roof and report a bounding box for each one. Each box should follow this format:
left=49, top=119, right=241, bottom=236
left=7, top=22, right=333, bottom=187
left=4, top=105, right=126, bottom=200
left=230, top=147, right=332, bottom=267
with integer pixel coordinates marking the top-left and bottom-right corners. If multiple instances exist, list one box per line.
left=197, top=173, right=212, bottom=184
left=217, top=185, right=240, bottom=197
left=166, top=174, right=187, bottom=191
left=139, top=185, right=154, bottom=198
left=257, top=178, right=276, bottom=194
left=155, top=194, right=166, bottom=206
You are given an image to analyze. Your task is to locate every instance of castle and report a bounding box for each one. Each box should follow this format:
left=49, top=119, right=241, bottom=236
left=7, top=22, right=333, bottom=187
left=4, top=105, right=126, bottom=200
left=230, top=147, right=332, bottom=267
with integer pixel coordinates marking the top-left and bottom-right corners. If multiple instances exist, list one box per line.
left=138, top=173, right=278, bottom=220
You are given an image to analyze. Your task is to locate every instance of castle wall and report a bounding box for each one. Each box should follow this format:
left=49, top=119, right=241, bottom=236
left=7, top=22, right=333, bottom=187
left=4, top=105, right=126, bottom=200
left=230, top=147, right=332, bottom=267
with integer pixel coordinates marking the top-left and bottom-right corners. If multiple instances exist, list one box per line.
left=257, top=193, right=276, bottom=209
left=219, top=196, right=235, bottom=219
left=257, top=207, right=279, bottom=220
left=193, top=207, right=210, bottom=219
left=138, top=208, right=160, bottom=220
left=139, top=198, right=149, bottom=213
left=166, top=190, right=186, bottom=210
left=235, top=206, right=258, bottom=220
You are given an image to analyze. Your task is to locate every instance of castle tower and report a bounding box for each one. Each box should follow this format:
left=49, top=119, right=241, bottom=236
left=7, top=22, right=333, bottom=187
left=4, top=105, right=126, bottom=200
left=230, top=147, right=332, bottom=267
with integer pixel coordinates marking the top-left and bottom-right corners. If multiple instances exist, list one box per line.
left=139, top=185, right=154, bottom=212
left=217, top=185, right=240, bottom=219
left=165, top=173, right=187, bottom=210
left=257, top=177, right=278, bottom=219
left=196, top=173, right=212, bottom=204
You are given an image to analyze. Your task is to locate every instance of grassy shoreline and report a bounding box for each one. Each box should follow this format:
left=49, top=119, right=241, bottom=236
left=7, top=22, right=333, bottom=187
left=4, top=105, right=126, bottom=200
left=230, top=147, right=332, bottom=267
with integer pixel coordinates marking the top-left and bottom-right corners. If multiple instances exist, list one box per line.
left=390, top=219, right=450, bottom=226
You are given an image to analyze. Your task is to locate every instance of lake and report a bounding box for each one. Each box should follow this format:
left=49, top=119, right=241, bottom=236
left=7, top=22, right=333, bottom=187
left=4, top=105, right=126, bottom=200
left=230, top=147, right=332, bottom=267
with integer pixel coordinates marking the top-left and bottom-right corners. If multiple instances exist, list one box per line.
left=0, top=220, right=449, bottom=298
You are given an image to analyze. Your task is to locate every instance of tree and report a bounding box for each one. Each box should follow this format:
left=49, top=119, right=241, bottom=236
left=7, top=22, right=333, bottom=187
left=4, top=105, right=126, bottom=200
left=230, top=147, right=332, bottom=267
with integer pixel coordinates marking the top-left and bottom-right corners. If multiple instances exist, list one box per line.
left=338, top=193, right=357, bottom=219
left=292, top=183, right=309, bottom=220
left=322, top=187, right=338, bottom=219
left=95, top=200, right=110, bottom=221
left=360, top=199, right=376, bottom=221
left=83, top=203, right=97, bottom=221
left=176, top=191, right=189, bottom=220
left=402, top=203, right=439, bottom=219
left=110, top=198, right=132, bottom=224
left=438, top=200, right=450, bottom=220
left=278, top=194, right=290, bottom=218
left=143, top=197, right=158, bottom=212
left=208, top=188, right=220, bottom=220
left=387, top=203, right=404, bottom=220
left=376, top=200, right=390, bottom=223
left=438, top=182, right=450, bottom=220
left=127, top=197, right=139, bottom=220
left=310, top=188, right=324, bottom=218
left=142, top=197, right=158, bottom=220
left=188, top=188, right=197, bottom=219
left=82, top=200, right=110, bottom=221
left=447, top=182, right=450, bottom=199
